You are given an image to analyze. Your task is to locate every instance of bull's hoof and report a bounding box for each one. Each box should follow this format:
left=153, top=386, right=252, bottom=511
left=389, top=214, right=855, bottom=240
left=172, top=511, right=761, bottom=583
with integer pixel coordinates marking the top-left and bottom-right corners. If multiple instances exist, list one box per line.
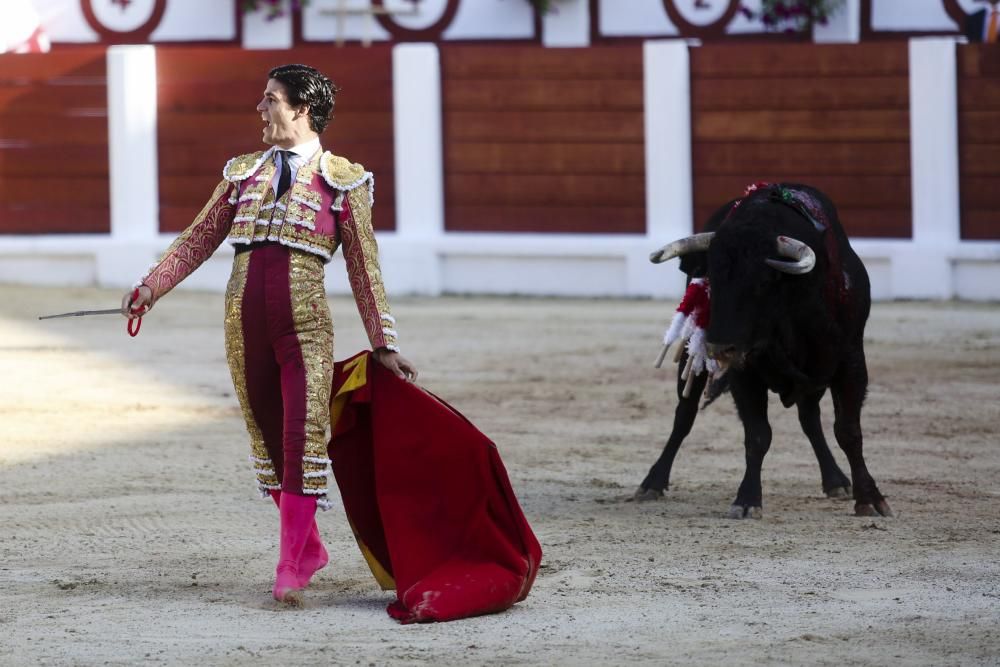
left=825, top=485, right=852, bottom=500
left=854, top=499, right=893, bottom=517
left=727, top=504, right=762, bottom=520
left=875, top=499, right=894, bottom=517
left=633, top=486, right=664, bottom=502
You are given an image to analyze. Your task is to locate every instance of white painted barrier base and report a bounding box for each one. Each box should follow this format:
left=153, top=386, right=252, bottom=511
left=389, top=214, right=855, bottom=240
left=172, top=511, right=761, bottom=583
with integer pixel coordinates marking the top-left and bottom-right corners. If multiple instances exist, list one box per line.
left=2, top=235, right=998, bottom=301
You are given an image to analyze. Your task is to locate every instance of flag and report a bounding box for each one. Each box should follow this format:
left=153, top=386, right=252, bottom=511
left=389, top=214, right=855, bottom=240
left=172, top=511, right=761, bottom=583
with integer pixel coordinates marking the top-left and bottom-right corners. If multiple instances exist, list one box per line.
left=0, top=2, right=50, bottom=53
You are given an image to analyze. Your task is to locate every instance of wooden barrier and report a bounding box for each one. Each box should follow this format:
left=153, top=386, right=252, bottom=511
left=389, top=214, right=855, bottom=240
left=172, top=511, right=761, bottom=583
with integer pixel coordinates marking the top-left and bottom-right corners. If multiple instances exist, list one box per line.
left=958, top=45, right=1000, bottom=241
left=155, top=47, right=395, bottom=233
left=0, top=50, right=109, bottom=234
left=440, top=45, right=645, bottom=233
left=3, top=42, right=998, bottom=245
left=690, top=43, right=912, bottom=238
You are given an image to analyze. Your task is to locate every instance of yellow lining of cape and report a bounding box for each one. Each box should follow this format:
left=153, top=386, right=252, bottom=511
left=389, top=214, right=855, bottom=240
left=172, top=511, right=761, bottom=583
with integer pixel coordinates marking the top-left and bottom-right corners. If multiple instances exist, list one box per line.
left=348, top=518, right=396, bottom=591
left=329, top=354, right=394, bottom=589
left=329, top=353, right=368, bottom=432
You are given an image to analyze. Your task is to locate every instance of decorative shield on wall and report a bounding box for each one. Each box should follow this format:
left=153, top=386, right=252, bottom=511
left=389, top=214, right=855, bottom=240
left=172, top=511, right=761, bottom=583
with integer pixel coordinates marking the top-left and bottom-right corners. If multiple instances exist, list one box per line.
left=81, top=0, right=167, bottom=43
left=662, top=0, right=742, bottom=38
left=373, top=0, right=460, bottom=41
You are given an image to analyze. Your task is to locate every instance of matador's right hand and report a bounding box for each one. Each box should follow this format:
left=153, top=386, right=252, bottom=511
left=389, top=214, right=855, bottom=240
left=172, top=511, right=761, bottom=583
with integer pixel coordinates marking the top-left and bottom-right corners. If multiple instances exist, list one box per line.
left=122, top=285, right=153, bottom=319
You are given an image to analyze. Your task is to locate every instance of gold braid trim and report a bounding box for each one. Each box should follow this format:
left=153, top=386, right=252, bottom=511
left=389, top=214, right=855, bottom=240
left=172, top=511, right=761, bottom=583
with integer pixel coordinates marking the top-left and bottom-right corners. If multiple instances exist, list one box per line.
left=223, top=149, right=272, bottom=182
left=341, top=186, right=397, bottom=351
left=140, top=180, right=236, bottom=302
left=320, top=152, right=367, bottom=190
left=229, top=162, right=276, bottom=242
left=223, top=252, right=278, bottom=491
left=288, top=251, right=334, bottom=493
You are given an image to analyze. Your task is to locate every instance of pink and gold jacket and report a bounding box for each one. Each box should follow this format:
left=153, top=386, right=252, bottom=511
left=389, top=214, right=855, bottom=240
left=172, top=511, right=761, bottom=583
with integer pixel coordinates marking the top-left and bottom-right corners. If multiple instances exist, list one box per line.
left=136, top=148, right=399, bottom=352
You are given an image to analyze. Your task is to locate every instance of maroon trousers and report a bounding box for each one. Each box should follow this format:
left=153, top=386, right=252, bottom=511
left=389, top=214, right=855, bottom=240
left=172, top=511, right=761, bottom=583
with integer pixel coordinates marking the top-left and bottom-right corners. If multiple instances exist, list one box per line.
left=224, top=243, right=333, bottom=499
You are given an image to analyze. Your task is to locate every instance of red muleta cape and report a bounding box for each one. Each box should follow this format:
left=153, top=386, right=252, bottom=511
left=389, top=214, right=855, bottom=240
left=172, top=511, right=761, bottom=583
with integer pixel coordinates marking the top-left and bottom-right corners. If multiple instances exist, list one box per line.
left=328, top=351, right=542, bottom=623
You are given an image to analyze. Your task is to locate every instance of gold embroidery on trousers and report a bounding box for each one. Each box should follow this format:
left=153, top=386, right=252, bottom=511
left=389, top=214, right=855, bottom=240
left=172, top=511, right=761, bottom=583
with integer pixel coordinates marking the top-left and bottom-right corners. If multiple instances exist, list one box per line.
left=224, top=252, right=279, bottom=491
left=288, top=250, right=334, bottom=493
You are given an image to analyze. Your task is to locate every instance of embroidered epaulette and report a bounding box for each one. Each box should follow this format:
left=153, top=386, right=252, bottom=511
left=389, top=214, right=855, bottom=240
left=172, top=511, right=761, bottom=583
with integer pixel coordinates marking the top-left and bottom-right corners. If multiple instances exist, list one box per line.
left=320, top=152, right=370, bottom=191
left=223, top=150, right=271, bottom=182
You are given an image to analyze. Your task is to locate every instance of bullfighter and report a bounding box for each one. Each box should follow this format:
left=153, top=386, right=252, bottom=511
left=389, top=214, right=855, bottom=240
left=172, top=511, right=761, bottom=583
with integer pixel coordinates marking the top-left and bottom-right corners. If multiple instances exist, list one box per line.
left=121, top=63, right=417, bottom=606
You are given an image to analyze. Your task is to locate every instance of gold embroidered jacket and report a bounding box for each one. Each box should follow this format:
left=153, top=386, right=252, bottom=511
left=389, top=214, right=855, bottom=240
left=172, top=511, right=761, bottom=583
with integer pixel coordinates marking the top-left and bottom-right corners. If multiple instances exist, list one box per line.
left=136, top=148, right=400, bottom=352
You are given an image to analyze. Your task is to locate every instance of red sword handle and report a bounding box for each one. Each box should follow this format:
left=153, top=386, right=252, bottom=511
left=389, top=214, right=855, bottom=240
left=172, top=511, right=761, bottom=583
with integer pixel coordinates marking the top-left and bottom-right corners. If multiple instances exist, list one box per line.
left=127, top=288, right=146, bottom=337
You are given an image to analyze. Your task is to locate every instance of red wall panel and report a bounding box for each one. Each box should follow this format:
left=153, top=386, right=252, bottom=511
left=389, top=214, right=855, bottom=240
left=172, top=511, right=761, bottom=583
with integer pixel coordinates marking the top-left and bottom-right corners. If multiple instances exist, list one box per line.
left=440, top=45, right=646, bottom=234
left=958, top=45, right=1000, bottom=241
left=0, top=50, right=109, bottom=234
left=690, top=43, right=912, bottom=238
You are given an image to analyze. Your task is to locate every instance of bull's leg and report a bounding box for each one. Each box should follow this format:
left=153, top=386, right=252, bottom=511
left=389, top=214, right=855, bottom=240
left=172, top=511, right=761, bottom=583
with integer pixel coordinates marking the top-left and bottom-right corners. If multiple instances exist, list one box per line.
left=830, top=351, right=892, bottom=517
left=635, top=358, right=709, bottom=501
left=729, top=373, right=770, bottom=519
left=796, top=391, right=852, bottom=499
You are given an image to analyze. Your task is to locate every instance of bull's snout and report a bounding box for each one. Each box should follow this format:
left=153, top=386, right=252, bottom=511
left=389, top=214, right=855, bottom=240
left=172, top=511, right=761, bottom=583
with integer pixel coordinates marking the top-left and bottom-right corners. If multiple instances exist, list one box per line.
left=706, top=342, right=741, bottom=365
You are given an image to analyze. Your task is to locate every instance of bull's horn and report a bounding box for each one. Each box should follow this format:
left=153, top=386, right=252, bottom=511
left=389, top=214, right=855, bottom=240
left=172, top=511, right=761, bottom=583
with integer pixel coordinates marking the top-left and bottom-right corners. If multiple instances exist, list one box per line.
left=649, top=232, right=715, bottom=264
left=765, top=235, right=816, bottom=274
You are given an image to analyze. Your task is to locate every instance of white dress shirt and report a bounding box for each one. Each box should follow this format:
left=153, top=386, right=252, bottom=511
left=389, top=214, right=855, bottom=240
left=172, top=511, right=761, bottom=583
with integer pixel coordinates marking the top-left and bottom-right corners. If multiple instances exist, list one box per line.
left=271, top=137, right=321, bottom=195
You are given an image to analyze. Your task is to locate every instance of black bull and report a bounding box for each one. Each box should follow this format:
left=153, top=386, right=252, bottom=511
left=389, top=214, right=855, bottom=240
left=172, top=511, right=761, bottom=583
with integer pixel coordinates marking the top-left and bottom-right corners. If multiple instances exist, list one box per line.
left=643, top=184, right=891, bottom=518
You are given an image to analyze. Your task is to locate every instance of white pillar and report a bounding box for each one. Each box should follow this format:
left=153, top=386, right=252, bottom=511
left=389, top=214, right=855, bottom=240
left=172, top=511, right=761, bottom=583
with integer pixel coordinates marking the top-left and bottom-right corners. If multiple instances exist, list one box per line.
left=388, top=43, right=445, bottom=295
left=107, top=45, right=158, bottom=242
left=900, top=37, right=960, bottom=299
left=542, top=0, right=590, bottom=47
left=393, top=43, right=444, bottom=238
left=813, top=0, right=860, bottom=43
left=637, top=39, right=692, bottom=298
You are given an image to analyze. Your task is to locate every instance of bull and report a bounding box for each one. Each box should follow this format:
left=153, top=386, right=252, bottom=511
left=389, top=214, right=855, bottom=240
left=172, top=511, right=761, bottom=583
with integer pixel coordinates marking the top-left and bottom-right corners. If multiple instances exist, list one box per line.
left=646, top=183, right=891, bottom=518
left=635, top=199, right=852, bottom=505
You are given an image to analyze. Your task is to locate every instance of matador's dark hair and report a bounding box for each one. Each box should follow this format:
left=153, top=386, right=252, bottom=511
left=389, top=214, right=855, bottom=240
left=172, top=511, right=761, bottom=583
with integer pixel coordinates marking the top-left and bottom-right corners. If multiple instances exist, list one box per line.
left=267, top=64, right=340, bottom=134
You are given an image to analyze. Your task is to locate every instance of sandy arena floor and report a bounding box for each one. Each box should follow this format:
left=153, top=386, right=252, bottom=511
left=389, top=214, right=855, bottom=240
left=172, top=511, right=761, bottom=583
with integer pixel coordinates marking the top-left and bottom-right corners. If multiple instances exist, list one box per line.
left=1, top=284, right=998, bottom=666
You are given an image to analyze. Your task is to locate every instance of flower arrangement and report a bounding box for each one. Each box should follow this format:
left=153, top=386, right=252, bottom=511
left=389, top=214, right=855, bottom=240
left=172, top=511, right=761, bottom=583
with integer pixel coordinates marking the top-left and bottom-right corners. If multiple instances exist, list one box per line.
left=241, top=0, right=310, bottom=21
left=242, top=0, right=556, bottom=21
left=243, top=0, right=554, bottom=20
left=740, top=0, right=845, bottom=33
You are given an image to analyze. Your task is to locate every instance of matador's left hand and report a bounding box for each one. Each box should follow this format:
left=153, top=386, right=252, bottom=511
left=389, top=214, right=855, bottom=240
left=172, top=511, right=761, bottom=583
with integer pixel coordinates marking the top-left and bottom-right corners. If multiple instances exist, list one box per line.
left=373, top=348, right=418, bottom=382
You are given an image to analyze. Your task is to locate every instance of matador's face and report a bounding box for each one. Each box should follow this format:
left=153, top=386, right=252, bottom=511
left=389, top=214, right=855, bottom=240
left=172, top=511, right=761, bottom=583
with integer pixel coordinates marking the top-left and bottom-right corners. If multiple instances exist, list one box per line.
left=257, top=78, right=308, bottom=148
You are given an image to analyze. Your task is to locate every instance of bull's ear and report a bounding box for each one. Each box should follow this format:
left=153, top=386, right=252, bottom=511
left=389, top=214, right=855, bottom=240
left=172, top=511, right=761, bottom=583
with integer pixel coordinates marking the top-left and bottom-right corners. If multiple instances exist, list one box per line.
left=765, top=235, right=816, bottom=274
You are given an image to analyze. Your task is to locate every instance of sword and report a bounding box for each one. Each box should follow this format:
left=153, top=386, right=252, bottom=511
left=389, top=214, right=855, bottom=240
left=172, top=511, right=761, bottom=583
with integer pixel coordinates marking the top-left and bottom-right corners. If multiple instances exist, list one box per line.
left=38, top=308, right=121, bottom=320
left=38, top=289, right=147, bottom=336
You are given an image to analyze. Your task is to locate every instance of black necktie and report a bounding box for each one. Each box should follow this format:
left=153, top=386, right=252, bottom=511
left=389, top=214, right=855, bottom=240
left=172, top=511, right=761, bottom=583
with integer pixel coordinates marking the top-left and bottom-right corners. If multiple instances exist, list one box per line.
left=276, top=150, right=294, bottom=199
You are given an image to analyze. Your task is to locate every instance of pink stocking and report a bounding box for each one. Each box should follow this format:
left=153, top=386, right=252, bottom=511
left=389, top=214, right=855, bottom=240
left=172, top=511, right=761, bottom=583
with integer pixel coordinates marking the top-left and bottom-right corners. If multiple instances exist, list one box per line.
left=269, top=490, right=329, bottom=588
left=272, top=492, right=317, bottom=604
